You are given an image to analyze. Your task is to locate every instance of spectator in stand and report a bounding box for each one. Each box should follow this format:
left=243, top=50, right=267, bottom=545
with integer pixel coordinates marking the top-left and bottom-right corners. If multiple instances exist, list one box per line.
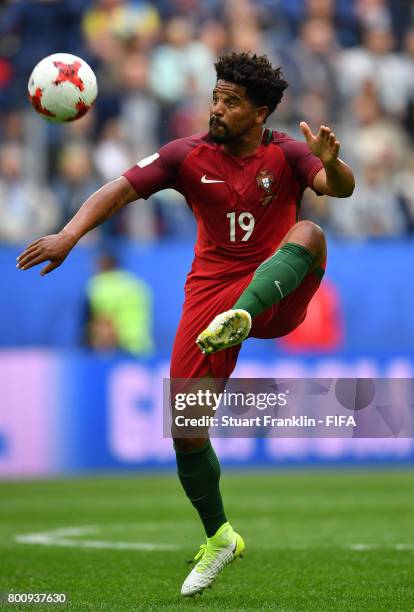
left=339, top=26, right=409, bottom=116
left=282, top=17, right=342, bottom=124
left=0, top=143, right=59, bottom=243
left=150, top=16, right=216, bottom=141
left=84, top=251, right=154, bottom=355
left=150, top=16, right=215, bottom=102
left=395, top=153, right=414, bottom=233
left=164, top=19, right=227, bottom=139
left=61, top=108, right=97, bottom=148
left=93, top=118, right=157, bottom=240
left=119, top=52, right=160, bottom=160
left=224, top=0, right=273, bottom=57
left=340, top=83, right=410, bottom=174
left=152, top=188, right=196, bottom=239
left=93, top=123, right=146, bottom=238
left=401, top=29, right=414, bottom=144
left=329, top=161, right=404, bottom=238
left=94, top=119, right=131, bottom=183
left=229, top=22, right=269, bottom=56
left=82, top=0, right=160, bottom=58
left=53, top=143, right=100, bottom=228
left=82, top=0, right=161, bottom=125
left=155, top=0, right=221, bottom=22
left=329, top=84, right=409, bottom=237
left=387, top=0, right=414, bottom=47
left=281, top=0, right=360, bottom=47
left=300, top=187, right=331, bottom=232
left=354, top=0, right=392, bottom=32
left=198, top=20, right=228, bottom=58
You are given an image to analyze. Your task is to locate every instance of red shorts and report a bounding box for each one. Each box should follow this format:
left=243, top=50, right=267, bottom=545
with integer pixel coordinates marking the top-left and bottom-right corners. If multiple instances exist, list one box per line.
left=170, top=266, right=325, bottom=379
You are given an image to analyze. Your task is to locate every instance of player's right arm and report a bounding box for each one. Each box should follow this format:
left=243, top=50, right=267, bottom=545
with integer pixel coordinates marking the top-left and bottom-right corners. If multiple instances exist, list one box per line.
left=17, top=176, right=139, bottom=275
left=17, top=137, right=191, bottom=275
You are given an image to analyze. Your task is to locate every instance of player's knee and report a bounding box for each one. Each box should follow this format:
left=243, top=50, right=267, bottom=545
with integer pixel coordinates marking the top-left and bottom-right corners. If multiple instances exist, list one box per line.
left=292, top=220, right=326, bottom=262
left=295, top=220, right=325, bottom=243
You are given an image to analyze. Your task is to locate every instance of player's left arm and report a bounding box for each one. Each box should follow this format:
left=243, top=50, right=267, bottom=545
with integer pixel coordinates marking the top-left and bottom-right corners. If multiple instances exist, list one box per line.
left=300, top=121, right=355, bottom=198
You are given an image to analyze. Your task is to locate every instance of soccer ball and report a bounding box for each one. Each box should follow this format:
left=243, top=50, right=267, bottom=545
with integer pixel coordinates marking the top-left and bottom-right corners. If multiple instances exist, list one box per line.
left=28, top=53, right=97, bottom=122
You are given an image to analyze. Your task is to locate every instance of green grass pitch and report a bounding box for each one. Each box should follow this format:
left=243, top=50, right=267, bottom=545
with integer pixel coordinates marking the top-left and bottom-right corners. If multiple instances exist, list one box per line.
left=0, top=470, right=413, bottom=611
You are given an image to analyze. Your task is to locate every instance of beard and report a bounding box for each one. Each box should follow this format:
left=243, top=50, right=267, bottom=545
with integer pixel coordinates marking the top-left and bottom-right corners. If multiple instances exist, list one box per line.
left=208, top=116, right=235, bottom=143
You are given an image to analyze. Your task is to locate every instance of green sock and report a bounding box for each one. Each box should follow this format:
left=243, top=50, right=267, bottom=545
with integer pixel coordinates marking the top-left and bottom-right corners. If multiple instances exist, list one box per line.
left=233, top=242, right=314, bottom=318
left=175, top=440, right=227, bottom=537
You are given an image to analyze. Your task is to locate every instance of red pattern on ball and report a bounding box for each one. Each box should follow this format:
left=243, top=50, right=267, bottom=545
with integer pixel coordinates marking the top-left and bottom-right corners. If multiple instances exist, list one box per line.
left=53, top=60, right=84, bottom=91
left=63, top=99, right=90, bottom=122
left=28, top=87, right=55, bottom=117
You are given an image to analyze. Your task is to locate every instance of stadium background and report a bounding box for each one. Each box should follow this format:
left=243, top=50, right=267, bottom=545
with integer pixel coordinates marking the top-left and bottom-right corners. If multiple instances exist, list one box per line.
left=1, top=0, right=414, bottom=474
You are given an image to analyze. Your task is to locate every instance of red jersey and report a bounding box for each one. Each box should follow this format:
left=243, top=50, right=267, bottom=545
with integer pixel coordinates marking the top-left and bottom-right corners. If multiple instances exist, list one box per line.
left=123, top=129, right=323, bottom=282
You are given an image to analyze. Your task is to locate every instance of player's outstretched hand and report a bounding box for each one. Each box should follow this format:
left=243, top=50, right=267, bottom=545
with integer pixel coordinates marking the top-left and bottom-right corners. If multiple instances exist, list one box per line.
left=16, top=230, right=77, bottom=276
left=300, top=121, right=340, bottom=166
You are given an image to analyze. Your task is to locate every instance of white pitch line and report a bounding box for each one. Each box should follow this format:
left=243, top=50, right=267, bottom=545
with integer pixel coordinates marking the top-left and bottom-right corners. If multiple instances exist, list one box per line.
left=15, top=526, right=180, bottom=551
left=390, top=543, right=414, bottom=551
left=346, top=543, right=414, bottom=551
left=14, top=526, right=414, bottom=553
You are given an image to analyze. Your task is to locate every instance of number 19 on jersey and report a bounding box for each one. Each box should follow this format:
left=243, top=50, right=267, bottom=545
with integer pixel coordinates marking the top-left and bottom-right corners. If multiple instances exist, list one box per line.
left=227, top=212, right=255, bottom=242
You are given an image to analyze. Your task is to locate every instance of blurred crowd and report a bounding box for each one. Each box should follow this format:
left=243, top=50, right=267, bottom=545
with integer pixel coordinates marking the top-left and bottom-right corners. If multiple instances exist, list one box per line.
left=1, top=0, right=414, bottom=243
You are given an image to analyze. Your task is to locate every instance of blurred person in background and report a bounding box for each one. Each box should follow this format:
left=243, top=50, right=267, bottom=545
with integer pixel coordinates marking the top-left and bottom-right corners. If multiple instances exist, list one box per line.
left=300, top=185, right=331, bottom=231
left=119, top=52, right=160, bottom=160
left=340, top=83, right=410, bottom=175
left=163, top=19, right=226, bottom=141
left=62, top=104, right=96, bottom=139
left=224, top=0, right=267, bottom=56
left=153, top=188, right=196, bottom=238
left=281, top=0, right=360, bottom=47
left=168, top=95, right=210, bottom=140
left=94, top=119, right=131, bottom=183
left=82, top=0, right=161, bottom=127
left=84, top=251, right=154, bottom=355
left=339, top=25, right=409, bottom=116
left=355, top=0, right=392, bottom=32
left=329, top=161, right=404, bottom=238
left=155, top=0, right=221, bottom=21
left=54, top=142, right=101, bottom=228
left=329, top=83, right=409, bottom=238
left=395, top=152, right=414, bottom=233
left=198, top=20, right=228, bottom=58
left=82, top=0, right=160, bottom=57
left=0, top=142, right=59, bottom=243
left=282, top=17, right=342, bottom=125
left=401, top=28, right=414, bottom=144
left=229, top=21, right=268, bottom=56
left=150, top=16, right=216, bottom=140
left=93, top=118, right=158, bottom=237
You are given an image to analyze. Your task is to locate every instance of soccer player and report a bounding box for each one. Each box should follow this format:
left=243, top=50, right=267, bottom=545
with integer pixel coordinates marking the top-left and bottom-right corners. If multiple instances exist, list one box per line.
left=17, top=52, right=355, bottom=597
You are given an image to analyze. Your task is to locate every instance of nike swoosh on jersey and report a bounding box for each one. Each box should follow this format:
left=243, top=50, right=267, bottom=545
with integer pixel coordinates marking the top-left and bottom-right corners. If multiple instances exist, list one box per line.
left=274, top=280, right=284, bottom=297
left=201, top=175, right=225, bottom=184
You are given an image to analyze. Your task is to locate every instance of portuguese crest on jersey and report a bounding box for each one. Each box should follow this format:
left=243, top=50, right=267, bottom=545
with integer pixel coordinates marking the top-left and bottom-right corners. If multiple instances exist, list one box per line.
left=256, top=169, right=276, bottom=206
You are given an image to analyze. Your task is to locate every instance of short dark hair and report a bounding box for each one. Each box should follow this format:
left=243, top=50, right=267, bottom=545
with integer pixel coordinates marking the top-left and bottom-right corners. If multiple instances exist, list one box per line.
left=214, top=52, right=288, bottom=119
